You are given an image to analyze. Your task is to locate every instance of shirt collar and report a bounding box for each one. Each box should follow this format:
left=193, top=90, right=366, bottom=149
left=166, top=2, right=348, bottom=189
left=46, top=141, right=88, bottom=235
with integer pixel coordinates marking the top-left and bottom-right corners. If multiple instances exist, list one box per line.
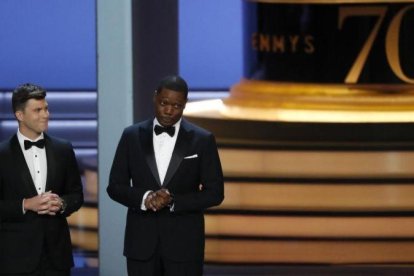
left=17, top=129, right=44, bottom=149
left=153, top=118, right=181, bottom=135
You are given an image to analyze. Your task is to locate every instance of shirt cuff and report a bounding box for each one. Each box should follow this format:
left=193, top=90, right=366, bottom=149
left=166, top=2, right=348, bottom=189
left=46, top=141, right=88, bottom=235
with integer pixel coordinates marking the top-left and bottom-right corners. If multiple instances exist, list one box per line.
left=169, top=203, right=175, bottom=212
left=166, top=190, right=175, bottom=212
left=141, top=190, right=153, bottom=211
left=22, top=199, right=26, bottom=214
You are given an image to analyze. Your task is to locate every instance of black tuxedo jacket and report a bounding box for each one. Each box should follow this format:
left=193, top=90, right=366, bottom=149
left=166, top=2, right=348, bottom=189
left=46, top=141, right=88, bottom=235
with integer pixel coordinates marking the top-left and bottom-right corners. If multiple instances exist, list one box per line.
left=0, top=134, right=83, bottom=274
left=107, top=119, right=224, bottom=262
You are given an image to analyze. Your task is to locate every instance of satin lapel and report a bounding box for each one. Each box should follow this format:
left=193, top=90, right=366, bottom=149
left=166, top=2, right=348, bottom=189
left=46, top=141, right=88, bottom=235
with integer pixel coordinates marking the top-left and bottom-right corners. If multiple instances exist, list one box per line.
left=10, top=135, right=38, bottom=196
left=44, top=135, right=55, bottom=192
left=162, top=122, right=192, bottom=187
left=140, top=121, right=162, bottom=186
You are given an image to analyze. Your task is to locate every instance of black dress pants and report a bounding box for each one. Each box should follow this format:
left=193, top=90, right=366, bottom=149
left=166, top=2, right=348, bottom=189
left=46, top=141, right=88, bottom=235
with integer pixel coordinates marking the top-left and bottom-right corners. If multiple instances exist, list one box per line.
left=2, top=249, right=70, bottom=276
left=127, top=242, right=202, bottom=276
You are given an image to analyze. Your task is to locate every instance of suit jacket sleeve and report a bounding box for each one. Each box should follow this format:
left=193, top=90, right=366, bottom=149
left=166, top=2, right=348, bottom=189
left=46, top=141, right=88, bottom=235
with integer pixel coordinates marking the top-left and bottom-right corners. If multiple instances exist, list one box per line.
left=0, top=144, right=24, bottom=220
left=107, top=129, right=148, bottom=209
left=59, top=142, right=84, bottom=217
left=0, top=181, right=24, bottom=220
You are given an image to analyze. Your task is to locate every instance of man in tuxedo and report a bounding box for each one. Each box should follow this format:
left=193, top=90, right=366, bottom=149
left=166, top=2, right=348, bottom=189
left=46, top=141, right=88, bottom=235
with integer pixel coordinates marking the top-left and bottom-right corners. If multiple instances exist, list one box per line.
left=0, top=83, right=84, bottom=275
left=107, top=75, right=224, bottom=275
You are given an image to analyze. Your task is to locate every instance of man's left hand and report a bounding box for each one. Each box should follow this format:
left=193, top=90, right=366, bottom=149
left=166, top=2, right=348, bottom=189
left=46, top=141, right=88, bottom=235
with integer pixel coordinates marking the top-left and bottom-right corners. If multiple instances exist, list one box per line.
left=147, top=189, right=172, bottom=211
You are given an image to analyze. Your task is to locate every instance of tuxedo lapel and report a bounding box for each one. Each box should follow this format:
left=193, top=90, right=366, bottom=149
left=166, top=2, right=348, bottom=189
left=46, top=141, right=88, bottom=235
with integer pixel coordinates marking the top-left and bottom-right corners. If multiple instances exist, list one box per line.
left=10, top=135, right=38, bottom=196
left=44, top=135, right=55, bottom=192
left=140, top=121, right=162, bottom=186
left=163, top=120, right=192, bottom=187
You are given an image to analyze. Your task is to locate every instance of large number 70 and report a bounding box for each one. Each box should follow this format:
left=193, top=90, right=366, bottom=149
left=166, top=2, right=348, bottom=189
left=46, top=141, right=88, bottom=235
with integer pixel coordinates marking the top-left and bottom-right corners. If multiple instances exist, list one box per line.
left=338, top=5, right=414, bottom=84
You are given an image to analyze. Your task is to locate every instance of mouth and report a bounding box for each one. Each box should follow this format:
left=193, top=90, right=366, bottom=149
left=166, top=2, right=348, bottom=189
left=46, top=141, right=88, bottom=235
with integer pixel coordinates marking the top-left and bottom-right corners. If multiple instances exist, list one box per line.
left=160, top=117, right=173, bottom=123
left=160, top=122, right=175, bottom=128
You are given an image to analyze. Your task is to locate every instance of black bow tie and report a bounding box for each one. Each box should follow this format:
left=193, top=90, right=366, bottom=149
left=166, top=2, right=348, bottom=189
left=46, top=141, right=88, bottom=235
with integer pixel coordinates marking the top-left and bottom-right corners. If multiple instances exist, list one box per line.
left=154, top=125, right=175, bottom=137
left=24, top=139, right=45, bottom=150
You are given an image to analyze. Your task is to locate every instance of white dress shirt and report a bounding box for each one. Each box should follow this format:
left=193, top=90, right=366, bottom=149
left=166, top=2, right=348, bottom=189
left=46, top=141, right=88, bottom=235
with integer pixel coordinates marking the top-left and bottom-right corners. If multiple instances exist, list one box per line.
left=17, top=130, right=48, bottom=195
left=153, top=118, right=180, bottom=184
left=140, top=118, right=181, bottom=210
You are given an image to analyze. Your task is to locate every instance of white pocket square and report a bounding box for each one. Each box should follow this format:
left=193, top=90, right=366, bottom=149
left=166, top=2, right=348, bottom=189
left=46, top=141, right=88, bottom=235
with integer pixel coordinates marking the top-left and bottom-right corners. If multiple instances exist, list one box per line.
left=184, top=154, right=198, bottom=159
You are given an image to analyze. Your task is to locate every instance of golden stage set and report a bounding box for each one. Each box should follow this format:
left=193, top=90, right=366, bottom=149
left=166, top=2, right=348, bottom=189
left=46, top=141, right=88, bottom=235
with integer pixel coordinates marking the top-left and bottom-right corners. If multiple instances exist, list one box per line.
left=185, top=0, right=414, bottom=264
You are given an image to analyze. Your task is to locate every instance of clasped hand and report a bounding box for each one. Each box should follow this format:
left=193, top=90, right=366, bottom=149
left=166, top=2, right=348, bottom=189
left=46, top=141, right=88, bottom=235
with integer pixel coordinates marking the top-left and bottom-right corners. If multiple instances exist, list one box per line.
left=24, top=191, right=63, bottom=216
left=144, top=189, right=172, bottom=212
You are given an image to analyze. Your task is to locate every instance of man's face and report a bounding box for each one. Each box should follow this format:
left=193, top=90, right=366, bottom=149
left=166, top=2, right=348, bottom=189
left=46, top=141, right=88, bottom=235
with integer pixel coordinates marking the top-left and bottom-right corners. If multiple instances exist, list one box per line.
left=15, top=98, right=49, bottom=139
left=153, top=88, right=187, bottom=127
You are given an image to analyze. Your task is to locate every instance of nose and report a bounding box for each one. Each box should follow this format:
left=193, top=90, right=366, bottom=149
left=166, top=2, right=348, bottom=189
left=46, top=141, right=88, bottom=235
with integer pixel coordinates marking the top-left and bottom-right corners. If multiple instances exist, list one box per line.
left=164, top=105, right=173, bottom=115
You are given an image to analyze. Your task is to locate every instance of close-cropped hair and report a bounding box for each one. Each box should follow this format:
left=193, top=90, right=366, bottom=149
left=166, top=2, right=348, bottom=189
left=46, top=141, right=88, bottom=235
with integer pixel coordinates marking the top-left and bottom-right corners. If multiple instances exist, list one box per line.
left=12, top=83, right=46, bottom=113
left=155, top=75, right=188, bottom=99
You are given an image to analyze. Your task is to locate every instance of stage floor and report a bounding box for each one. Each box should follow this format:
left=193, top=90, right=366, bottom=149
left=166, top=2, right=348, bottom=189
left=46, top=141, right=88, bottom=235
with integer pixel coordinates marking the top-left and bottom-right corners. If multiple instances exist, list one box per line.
left=73, top=264, right=414, bottom=276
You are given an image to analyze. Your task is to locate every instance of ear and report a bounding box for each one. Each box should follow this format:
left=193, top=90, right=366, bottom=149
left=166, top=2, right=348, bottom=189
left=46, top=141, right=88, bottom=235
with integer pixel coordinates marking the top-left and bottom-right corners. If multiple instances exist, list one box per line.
left=15, top=110, right=24, bottom=122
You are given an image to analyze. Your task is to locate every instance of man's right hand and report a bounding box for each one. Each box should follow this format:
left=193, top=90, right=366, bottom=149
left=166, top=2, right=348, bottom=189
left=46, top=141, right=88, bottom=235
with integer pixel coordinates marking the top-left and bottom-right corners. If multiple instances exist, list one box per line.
left=24, top=192, right=60, bottom=215
left=144, top=189, right=172, bottom=211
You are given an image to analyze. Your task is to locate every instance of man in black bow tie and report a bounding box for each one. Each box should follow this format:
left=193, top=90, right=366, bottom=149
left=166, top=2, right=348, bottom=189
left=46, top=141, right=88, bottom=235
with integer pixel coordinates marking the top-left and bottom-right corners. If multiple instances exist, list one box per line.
left=0, top=83, right=83, bottom=275
left=108, top=75, right=224, bottom=276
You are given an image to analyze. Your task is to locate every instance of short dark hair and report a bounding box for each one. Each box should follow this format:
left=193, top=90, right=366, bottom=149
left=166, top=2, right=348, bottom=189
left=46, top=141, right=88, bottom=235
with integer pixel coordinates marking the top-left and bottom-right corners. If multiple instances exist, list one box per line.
left=155, top=75, right=188, bottom=99
left=12, top=83, right=46, bottom=113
